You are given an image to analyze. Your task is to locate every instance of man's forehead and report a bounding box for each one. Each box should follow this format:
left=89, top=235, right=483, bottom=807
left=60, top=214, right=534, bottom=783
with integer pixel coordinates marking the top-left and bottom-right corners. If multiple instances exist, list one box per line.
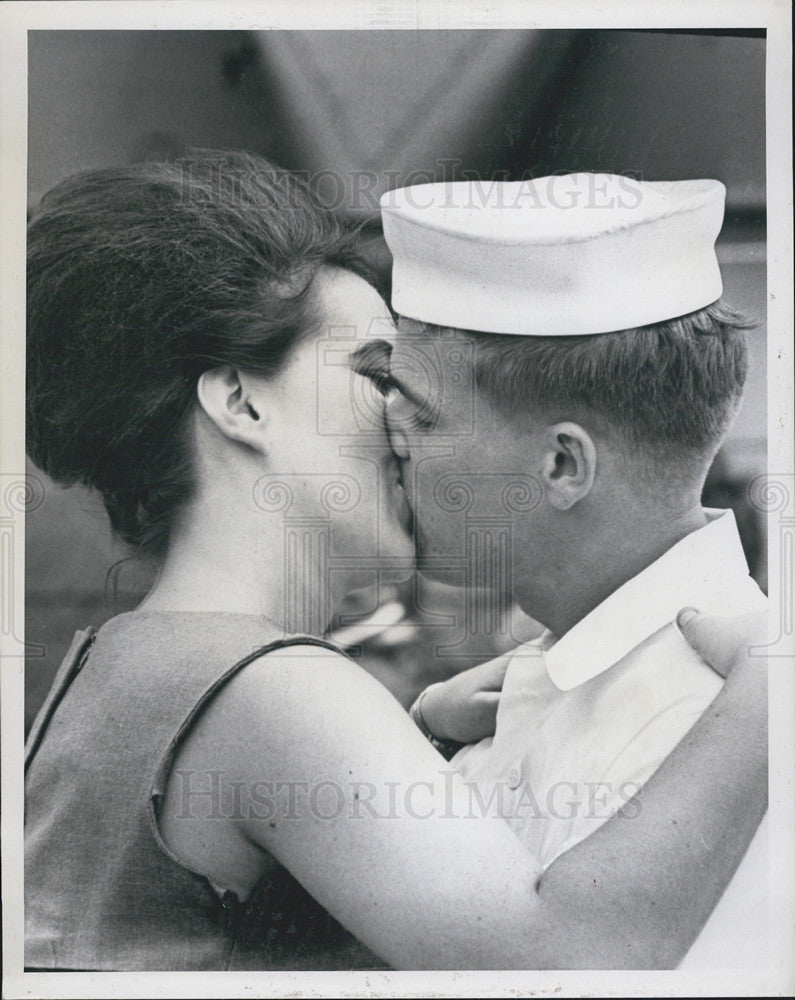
left=390, top=325, right=479, bottom=415
left=390, top=331, right=443, bottom=373
left=396, top=315, right=426, bottom=338
left=396, top=315, right=468, bottom=340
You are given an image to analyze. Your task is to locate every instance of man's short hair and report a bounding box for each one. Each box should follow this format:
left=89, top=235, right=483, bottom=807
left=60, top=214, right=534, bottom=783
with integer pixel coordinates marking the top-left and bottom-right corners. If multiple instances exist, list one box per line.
left=425, top=300, right=752, bottom=468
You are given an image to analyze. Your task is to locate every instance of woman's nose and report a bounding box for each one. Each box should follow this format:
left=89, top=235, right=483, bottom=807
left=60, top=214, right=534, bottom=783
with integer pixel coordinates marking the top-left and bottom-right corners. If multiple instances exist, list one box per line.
left=384, top=404, right=410, bottom=462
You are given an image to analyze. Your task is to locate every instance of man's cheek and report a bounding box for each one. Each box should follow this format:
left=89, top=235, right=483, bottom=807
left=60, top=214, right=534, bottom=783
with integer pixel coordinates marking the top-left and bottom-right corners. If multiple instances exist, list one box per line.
left=416, top=480, right=463, bottom=555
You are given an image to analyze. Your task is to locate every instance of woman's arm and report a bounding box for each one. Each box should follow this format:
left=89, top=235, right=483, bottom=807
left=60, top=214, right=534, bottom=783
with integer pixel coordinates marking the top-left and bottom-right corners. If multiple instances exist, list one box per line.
left=162, top=614, right=766, bottom=969
left=536, top=609, right=767, bottom=967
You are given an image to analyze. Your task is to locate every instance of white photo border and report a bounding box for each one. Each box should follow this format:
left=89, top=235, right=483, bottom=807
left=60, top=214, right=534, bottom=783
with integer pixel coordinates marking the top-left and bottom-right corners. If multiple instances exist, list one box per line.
left=2, top=2, right=792, bottom=997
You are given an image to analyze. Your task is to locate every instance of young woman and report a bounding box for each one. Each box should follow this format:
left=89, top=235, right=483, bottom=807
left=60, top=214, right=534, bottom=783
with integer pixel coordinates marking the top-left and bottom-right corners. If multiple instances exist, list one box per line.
left=25, top=153, right=767, bottom=971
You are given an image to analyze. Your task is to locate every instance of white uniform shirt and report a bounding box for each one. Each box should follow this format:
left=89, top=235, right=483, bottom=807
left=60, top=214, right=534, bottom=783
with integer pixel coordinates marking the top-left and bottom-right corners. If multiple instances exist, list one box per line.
left=452, top=508, right=768, bottom=968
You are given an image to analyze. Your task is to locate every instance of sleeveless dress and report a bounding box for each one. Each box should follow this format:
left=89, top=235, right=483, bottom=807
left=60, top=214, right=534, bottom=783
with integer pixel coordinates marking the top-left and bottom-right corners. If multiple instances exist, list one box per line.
left=25, top=610, right=384, bottom=971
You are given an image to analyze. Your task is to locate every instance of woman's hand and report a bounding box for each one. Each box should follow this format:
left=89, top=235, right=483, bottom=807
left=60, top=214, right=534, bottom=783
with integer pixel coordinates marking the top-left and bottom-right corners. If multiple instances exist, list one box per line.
left=418, top=653, right=510, bottom=743
left=165, top=633, right=771, bottom=970
left=420, top=607, right=771, bottom=744
left=676, top=607, right=768, bottom=679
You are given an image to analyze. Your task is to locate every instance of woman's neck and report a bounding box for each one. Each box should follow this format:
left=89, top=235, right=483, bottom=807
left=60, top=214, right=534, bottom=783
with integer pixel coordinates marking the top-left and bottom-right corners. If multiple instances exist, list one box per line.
left=138, top=505, right=340, bottom=636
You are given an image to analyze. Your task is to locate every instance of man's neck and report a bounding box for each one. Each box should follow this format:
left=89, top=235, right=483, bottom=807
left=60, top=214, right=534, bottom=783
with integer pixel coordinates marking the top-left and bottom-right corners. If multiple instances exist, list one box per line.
left=522, top=503, right=710, bottom=639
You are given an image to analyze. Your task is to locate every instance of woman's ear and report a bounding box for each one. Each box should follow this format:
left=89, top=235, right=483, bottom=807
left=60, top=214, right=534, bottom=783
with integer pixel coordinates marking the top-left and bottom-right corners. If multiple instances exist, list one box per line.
left=197, top=367, right=267, bottom=452
left=539, top=421, right=597, bottom=511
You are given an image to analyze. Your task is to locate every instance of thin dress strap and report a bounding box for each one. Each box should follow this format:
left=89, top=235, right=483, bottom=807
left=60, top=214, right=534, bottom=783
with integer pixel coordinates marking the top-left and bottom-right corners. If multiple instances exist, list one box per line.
left=25, top=628, right=97, bottom=772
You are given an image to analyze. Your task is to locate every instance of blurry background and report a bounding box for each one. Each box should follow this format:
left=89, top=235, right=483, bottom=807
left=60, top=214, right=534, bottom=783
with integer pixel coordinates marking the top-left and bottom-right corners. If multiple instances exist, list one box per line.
left=25, top=29, right=767, bottom=731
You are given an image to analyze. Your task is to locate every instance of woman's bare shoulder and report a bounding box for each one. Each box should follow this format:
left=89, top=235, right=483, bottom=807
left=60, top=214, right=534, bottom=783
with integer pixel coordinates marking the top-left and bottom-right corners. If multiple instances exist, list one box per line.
left=157, top=642, right=411, bottom=894
left=231, top=641, right=398, bottom=713
left=182, top=641, right=414, bottom=775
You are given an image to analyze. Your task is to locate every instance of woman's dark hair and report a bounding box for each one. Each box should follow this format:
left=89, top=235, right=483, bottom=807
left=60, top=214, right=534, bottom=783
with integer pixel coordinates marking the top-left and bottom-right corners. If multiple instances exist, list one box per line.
left=27, top=152, right=375, bottom=557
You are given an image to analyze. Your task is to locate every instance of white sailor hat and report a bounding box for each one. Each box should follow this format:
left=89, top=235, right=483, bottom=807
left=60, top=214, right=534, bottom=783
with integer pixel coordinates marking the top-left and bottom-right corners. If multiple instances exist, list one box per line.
left=380, top=173, right=725, bottom=336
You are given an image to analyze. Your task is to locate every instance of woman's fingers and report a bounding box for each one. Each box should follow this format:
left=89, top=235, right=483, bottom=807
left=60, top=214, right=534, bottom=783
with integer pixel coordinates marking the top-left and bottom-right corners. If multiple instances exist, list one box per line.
left=676, top=607, right=768, bottom=679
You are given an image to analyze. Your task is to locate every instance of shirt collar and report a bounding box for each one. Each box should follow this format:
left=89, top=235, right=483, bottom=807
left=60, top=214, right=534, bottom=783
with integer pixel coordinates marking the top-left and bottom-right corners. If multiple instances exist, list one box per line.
left=542, top=508, right=755, bottom=692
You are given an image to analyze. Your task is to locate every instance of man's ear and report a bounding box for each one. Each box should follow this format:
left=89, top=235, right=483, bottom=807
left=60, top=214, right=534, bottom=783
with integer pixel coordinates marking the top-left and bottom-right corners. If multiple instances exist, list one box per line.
left=197, top=367, right=267, bottom=452
left=540, top=421, right=597, bottom=510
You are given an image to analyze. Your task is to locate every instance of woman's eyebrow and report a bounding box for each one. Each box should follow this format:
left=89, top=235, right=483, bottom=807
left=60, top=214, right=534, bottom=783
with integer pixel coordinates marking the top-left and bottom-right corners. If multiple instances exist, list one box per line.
left=348, top=338, right=392, bottom=376
left=349, top=339, right=431, bottom=411
left=349, top=340, right=392, bottom=375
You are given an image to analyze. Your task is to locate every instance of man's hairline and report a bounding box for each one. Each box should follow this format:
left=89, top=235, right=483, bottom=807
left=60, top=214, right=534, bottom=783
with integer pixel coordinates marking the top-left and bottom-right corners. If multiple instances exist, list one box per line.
left=394, top=312, right=725, bottom=494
